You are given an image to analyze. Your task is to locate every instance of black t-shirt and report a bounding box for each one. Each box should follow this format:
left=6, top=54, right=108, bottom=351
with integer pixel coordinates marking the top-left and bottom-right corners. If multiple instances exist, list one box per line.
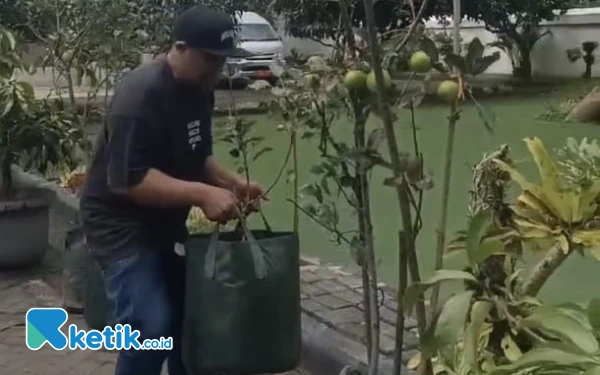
left=80, top=58, right=214, bottom=263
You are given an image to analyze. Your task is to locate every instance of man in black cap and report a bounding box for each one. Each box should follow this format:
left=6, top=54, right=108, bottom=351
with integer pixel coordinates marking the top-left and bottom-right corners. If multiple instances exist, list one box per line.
left=80, top=5, right=267, bottom=375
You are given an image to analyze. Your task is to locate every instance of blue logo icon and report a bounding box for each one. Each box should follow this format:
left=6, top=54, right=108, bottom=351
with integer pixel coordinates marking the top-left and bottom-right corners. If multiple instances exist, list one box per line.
left=26, top=308, right=69, bottom=350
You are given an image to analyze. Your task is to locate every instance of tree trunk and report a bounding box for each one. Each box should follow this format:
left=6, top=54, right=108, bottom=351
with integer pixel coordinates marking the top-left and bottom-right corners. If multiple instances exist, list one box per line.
left=521, top=243, right=572, bottom=297
left=393, top=231, right=408, bottom=375
left=361, top=267, right=373, bottom=359
left=468, top=145, right=520, bottom=356
left=65, top=68, right=77, bottom=109
left=355, top=176, right=373, bottom=359
left=1, top=153, right=13, bottom=198
left=360, top=0, right=429, bottom=373
left=342, top=0, right=371, bottom=357
left=361, top=173, right=380, bottom=375
left=354, top=163, right=373, bottom=358
left=292, top=132, right=299, bottom=233
left=354, top=101, right=380, bottom=375
left=430, top=103, right=459, bottom=316
left=515, top=45, right=532, bottom=80
left=584, top=55, right=594, bottom=79
left=468, top=145, right=515, bottom=284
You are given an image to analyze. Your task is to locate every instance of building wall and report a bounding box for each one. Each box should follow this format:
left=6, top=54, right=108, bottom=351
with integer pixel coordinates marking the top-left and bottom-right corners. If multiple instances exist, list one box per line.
left=19, top=7, right=600, bottom=83
left=425, top=7, right=600, bottom=78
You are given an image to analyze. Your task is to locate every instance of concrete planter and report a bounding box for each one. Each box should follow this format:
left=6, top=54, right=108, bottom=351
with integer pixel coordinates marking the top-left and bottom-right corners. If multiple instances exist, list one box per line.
left=0, top=188, right=51, bottom=269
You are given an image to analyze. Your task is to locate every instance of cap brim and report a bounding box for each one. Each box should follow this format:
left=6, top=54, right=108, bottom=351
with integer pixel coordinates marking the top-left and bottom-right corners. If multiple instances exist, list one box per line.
left=202, top=47, right=254, bottom=58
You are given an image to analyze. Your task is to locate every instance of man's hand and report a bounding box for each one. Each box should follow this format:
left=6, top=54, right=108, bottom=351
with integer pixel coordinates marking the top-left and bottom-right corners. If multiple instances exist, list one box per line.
left=233, top=180, right=268, bottom=215
left=198, top=186, right=239, bottom=224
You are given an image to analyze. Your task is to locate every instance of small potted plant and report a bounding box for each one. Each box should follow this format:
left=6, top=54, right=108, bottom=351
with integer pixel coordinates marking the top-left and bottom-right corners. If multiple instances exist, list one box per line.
left=0, top=27, right=86, bottom=268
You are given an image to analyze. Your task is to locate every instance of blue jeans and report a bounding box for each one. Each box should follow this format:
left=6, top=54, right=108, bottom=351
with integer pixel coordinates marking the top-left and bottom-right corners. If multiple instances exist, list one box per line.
left=102, top=245, right=187, bottom=375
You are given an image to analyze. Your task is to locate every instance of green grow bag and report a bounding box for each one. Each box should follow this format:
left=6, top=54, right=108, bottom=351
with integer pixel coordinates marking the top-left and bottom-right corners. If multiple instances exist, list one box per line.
left=83, top=254, right=112, bottom=331
left=182, top=226, right=301, bottom=375
left=62, top=227, right=111, bottom=330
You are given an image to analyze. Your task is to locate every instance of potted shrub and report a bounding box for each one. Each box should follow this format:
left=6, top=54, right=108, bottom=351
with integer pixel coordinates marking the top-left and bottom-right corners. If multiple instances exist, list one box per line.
left=0, top=27, right=85, bottom=268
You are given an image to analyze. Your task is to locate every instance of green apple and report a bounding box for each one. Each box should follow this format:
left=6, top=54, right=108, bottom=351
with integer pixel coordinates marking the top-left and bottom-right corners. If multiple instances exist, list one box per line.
left=366, top=70, right=392, bottom=93
left=437, top=80, right=460, bottom=103
left=409, top=51, right=432, bottom=73
left=343, top=70, right=367, bottom=92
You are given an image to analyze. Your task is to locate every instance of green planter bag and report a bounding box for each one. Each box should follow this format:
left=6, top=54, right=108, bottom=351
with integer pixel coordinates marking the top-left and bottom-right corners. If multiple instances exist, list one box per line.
left=182, top=223, right=301, bottom=375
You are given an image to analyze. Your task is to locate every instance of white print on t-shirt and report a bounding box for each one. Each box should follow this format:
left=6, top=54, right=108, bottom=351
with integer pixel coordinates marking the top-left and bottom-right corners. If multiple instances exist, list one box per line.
left=187, top=120, right=202, bottom=150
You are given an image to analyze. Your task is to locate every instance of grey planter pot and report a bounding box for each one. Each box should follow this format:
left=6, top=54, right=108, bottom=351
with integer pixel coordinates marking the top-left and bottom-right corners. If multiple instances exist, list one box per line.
left=0, top=188, right=50, bottom=269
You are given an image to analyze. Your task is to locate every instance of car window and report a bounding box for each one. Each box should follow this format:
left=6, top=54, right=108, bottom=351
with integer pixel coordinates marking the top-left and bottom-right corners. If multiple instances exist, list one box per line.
left=240, top=24, right=279, bottom=41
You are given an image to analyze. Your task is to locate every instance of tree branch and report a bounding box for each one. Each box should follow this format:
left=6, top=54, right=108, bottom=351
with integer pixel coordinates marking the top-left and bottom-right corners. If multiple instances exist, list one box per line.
left=286, top=199, right=353, bottom=246
left=393, top=0, right=431, bottom=52
left=521, top=242, right=573, bottom=297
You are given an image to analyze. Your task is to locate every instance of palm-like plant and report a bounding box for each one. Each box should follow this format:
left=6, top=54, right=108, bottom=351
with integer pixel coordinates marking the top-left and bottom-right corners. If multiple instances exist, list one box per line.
left=492, top=137, right=600, bottom=296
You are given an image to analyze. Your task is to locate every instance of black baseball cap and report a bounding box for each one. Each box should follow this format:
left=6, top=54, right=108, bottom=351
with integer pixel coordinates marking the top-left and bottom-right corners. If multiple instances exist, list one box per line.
left=173, top=5, right=253, bottom=58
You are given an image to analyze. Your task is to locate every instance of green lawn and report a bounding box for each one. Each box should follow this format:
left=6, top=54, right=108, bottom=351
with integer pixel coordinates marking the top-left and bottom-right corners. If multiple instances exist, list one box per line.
left=213, top=88, right=600, bottom=304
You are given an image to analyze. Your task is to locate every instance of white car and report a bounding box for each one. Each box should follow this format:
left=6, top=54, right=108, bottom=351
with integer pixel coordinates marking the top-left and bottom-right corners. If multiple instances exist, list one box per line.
left=221, top=12, right=286, bottom=86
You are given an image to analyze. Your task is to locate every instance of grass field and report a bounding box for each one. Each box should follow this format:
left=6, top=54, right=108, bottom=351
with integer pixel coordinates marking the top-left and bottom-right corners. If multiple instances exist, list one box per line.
left=213, top=84, right=600, bottom=304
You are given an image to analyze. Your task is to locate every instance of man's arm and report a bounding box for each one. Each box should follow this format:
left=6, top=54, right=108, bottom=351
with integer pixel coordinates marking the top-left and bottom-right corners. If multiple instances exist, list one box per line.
left=105, top=115, right=216, bottom=209
left=114, top=168, right=213, bottom=209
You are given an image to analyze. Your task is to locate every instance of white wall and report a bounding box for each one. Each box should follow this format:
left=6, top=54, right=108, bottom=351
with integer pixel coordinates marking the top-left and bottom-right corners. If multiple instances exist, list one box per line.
left=425, top=7, right=600, bottom=78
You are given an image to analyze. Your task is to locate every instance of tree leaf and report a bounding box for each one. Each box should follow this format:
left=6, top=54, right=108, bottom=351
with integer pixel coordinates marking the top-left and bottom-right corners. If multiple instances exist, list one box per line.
left=463, top=301, right=493, bottom=371
left=432, top=62, right=448, bottom=74
left=520, top=310, right=599, bottom=354
left=229, top=148, right=240, bottom=158
left=588, top=299, right=600, bottom=332
left=584, top=366, right=600, bottom=375
left=466, top=37, right=485, bottom=73
left=444, top=54, right=466, bottom=74
left=424, top=291, right=474, bottom=358
left=466, top=209, right=492, bottom=267
left=419, top=36, right=439, bottom=63
left=471, top=52, right=501, bottom=76
left=501, top=334, right=523, bottom=362
left=0, top=95, right=14, bottom=119
left=403, top=270, right=478, bottom=314
left=253, top=146, right=273, bottom=162
left=2, top=28, right=16, bottom=50
left=367, top=128, right=385, bottom=151
left=487, top=345, right=599, bottom=375
left=555, top=303, right=594, bottom=331
left=301, top=183, right=323, bottom=204
left=301, top=131, right=316, bottom=139
left=310, top=164, right=325, bottom=175
left=407, top=351, right=421, bottom=370
left=476, top=239, right=507, bottom=263
left=468, top=90, right=496, bottom=133
left=320, top=177, right=331, bottom=196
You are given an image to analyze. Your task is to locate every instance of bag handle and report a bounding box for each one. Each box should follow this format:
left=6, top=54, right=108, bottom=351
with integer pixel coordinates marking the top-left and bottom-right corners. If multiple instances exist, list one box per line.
left=234, top=208, right=273, bottom=233
left=204, top=219, right=267, bottom=282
